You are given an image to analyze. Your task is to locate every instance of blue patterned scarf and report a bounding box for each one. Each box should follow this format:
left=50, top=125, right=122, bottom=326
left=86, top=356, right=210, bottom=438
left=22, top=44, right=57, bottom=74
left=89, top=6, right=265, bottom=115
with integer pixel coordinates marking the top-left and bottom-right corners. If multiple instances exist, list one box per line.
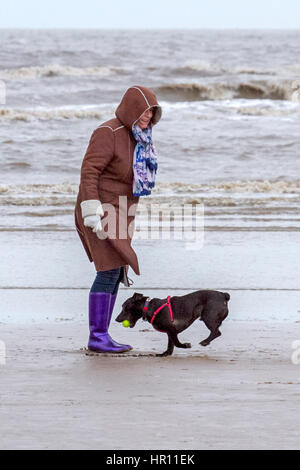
left=132, top=124, right=158, bottom=197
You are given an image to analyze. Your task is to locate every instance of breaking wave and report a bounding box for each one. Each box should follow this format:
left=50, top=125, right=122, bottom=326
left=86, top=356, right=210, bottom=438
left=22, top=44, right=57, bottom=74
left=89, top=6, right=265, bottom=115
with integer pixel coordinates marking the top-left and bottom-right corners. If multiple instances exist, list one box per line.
left=0, top=183, right=78, bottom=195
left=157, top=80, right=299, bottom=101
left=172, top=61, right=300, bottom=78
left=1, top=180, right=299, bottom=208
left=0, top=105, right=113, bottom=121
left=0, top=183, right=78, bottom=207
left=234, top=105, right=300, bottom=116
left=0, top=64, right=126, bottom=80
left=155, top=180, right=300, bottom=194
left=173, top=62, right=277, bottom=77
left=2, top=62, right=300, bottom=83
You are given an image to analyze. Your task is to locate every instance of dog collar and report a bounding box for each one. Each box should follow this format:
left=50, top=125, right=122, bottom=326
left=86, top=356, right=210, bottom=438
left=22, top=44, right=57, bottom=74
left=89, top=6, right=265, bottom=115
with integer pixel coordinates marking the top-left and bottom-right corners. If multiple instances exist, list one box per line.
left=142, top=297, right=151, bottom=321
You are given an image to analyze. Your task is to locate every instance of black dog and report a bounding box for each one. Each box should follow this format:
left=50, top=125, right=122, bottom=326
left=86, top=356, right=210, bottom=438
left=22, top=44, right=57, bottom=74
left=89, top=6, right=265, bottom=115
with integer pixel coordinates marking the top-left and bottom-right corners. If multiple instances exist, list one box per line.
left=116, top=290, right=230, bottom=356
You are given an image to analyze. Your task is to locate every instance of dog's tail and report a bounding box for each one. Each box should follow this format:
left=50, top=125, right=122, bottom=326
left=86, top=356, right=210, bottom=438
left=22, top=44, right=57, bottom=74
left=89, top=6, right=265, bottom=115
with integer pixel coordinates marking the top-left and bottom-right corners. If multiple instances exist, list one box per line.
left=224, top=292, right=230, bottom=301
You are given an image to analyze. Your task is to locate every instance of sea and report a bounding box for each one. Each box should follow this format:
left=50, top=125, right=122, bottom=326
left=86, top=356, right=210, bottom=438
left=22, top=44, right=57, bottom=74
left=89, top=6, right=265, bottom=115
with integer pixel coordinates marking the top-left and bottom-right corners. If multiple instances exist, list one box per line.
left=0, top=28, right=300, bottom=232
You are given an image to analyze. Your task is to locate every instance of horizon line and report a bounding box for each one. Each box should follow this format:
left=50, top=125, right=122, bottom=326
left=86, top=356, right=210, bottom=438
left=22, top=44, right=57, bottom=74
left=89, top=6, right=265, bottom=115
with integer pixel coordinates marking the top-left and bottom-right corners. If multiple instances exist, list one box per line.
left=0, top=26, right=300, bottom=31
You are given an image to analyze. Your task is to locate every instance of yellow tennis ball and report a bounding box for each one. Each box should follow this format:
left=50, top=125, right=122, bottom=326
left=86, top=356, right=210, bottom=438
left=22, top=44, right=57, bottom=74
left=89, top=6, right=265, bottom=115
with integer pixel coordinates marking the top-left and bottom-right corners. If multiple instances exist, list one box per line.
left=122, top=320, right=130, bottom=328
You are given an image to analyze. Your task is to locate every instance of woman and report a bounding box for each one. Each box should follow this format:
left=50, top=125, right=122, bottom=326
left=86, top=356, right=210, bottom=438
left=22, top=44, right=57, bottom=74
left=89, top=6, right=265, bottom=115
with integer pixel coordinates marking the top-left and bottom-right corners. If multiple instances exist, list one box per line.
left=74, top=86, right=162, bottom=353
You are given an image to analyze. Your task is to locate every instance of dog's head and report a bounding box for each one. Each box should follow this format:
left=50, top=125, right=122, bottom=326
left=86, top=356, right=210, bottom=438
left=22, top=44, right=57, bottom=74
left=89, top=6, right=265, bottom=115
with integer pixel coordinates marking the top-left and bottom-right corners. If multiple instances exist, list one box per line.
left=115, top=292, right=146, bottom=328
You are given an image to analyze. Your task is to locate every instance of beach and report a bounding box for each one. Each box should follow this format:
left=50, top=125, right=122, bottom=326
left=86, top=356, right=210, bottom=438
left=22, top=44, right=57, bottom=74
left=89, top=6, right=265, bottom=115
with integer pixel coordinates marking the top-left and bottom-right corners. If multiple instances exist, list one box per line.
left=1, top=321, right=300, bottom=450
left=1, top=231, right=300, bottom=450
left=1, top=28, right=300, bottom=450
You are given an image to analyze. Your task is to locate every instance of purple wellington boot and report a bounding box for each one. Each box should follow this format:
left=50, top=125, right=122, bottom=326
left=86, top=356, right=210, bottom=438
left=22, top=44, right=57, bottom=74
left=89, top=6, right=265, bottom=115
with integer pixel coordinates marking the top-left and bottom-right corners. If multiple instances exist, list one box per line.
left=88, top=292, right=131, bottom=353
left=107, top=293, right=132, bottom=350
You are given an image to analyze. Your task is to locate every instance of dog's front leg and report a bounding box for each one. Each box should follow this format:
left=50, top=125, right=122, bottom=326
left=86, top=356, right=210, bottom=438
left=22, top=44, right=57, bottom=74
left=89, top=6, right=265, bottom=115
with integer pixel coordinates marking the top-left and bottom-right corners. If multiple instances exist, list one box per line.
left=156, top=335, right=174, bottom=357
left=169, top=331, right=192, bottom=350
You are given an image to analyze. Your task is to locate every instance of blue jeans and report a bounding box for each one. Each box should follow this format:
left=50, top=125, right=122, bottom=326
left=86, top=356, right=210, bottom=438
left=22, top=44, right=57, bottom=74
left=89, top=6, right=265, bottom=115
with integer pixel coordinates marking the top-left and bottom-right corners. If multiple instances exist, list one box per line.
left=90, top=267, right=123, bottom=295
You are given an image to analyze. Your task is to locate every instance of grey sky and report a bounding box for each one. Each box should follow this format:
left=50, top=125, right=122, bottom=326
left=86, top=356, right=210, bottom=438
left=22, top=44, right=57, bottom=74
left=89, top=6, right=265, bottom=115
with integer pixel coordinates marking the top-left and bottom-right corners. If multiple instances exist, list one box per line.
left=1, top=0, right=300, bottom=29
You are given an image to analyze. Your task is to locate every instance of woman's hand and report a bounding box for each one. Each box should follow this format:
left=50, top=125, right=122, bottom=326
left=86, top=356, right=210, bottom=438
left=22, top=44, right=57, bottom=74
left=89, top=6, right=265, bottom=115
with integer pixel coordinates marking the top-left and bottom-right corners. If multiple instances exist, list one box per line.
left=80, top=199, right=104, bottom=237
left=84, top=215, right=102, bottom=235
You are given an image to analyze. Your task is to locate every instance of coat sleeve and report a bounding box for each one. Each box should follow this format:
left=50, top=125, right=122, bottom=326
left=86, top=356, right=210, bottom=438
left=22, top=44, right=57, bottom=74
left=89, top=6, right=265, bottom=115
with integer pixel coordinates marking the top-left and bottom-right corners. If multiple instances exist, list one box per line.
left=79, top=126, right=114, bottom=218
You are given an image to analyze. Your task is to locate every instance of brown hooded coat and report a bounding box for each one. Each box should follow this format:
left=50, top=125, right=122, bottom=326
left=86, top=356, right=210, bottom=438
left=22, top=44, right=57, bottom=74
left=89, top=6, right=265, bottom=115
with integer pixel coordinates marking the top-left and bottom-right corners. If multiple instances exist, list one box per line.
left=74, top=86, right=162, bottom=276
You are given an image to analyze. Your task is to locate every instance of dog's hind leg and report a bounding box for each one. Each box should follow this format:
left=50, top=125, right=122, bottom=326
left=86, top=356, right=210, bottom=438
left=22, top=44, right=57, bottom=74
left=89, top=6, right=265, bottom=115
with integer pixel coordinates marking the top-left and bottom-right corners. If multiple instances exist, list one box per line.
left=200, top=329, right=221, bottom=347
left=156, top=335, right=175, bottom=357
left=200, top=308, right=224, bottom=346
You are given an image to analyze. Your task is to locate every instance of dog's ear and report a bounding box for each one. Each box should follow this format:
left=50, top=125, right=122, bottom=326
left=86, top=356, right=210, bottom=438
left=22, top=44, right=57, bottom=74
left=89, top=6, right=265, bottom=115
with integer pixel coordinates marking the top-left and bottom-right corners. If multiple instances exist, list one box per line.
left=133, top=292, right=144, bottom=299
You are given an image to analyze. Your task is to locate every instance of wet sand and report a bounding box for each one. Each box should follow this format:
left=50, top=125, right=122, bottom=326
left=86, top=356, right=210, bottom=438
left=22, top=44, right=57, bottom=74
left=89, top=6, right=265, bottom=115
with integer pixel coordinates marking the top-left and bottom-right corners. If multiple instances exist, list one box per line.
left=1, top=320, right=300, bottom=450
left=1, top=228, right=300, bottom=449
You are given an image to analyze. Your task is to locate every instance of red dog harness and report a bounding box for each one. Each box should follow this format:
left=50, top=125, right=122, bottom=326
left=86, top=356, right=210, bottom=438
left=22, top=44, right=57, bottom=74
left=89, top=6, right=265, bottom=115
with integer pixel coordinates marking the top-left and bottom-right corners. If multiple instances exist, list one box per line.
left=143, top=296, right=174, bottom=324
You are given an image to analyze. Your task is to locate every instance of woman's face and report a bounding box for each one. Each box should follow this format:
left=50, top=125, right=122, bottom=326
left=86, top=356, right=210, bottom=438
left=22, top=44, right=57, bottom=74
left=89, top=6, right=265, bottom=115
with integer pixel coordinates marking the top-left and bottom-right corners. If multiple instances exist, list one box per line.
left=137, top=108, right=154, bottom=129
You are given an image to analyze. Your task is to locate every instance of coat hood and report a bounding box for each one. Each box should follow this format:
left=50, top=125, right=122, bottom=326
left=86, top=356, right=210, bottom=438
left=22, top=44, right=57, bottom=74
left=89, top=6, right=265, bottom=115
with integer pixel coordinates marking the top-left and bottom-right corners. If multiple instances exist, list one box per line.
left=115, top=86, right=162, bottom=130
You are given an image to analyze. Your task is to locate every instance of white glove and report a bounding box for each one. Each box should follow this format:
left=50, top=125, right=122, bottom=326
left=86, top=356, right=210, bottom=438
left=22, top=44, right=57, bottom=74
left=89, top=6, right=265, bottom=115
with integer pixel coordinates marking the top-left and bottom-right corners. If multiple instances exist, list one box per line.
left=84, top=214, right=102, bottom=234
left=80, top=200, right=104, bottom=237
